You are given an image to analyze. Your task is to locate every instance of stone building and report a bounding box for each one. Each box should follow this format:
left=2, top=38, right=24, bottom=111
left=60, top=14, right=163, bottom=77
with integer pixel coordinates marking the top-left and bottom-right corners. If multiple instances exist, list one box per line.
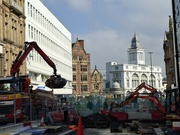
left=163, top=16, right=176, bottom=90
left=106, top=34, right=163, bottom=96
left=91, top=65, right=103, bottom=95
left=72, top=39, right=91, bottom=96
left=0, top=0, right=26, bottom=76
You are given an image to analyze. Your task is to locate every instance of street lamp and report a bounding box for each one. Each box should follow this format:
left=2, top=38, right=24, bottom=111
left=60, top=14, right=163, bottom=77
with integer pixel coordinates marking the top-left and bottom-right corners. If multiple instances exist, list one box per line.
left=149, top=52, right=153, bottom=87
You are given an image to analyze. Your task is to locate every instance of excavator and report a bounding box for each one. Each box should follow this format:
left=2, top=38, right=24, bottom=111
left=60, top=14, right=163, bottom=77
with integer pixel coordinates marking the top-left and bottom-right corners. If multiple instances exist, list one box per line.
left=118, top=82, right=166, bottom=116
left=10, top=41, right=67, bottom=89
left=0, top=41, right=67, bottom=124
left=108, top=82, right=166, bottom=120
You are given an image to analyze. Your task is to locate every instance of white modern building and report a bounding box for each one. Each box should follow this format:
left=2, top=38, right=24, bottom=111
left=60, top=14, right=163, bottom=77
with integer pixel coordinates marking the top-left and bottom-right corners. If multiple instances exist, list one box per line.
left=106, top=34, right=163, bottom=95
left=24, top=0, right=72, bottom=95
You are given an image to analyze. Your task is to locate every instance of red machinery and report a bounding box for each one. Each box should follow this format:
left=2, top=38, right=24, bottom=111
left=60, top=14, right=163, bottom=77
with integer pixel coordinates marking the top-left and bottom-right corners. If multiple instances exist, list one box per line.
left=11, top=41, right=67, bottom=88
left=0, top=41, right=67, bottom=124
left=119, top=82, right=166, bottom=116
left=101, top=82, right=166, bottom=121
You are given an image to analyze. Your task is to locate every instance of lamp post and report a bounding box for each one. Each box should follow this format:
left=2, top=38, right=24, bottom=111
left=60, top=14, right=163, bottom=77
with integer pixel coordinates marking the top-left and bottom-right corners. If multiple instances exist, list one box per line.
left=149, top=52, right=153, bottom=87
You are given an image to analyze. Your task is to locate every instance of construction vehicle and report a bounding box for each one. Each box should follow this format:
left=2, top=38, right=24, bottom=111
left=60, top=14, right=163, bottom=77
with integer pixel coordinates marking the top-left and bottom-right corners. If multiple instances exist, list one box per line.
left=0, top=41, right=67, bottom=124
left=109, top=82, right=165, bottom=114
left=118, top=82, right=166, bottom=117
left=101, top=82, right=166, bottom=121
left=11, top=41, right=67, bottom=88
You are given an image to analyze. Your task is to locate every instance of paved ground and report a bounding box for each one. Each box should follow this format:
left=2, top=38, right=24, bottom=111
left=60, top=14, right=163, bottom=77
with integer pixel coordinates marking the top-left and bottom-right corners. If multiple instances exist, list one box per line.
left=83, top=128, right=137, bottom=135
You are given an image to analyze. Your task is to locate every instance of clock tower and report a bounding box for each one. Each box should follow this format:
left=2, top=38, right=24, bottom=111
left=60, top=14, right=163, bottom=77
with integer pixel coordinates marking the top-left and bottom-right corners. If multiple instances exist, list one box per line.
left=127, top=34, right=145, bottom=65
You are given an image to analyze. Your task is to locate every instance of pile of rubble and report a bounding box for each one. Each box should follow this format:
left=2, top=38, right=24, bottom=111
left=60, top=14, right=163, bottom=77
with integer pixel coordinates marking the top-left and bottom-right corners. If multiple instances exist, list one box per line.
left=73, top=113, right=119, bottom=128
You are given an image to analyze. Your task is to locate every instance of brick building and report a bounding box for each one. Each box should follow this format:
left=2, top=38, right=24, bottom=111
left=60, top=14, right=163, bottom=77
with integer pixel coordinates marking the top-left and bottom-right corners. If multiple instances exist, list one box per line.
left=0, top=0, right=26, bottom=76
left=72, top=39, right=91, bottom=96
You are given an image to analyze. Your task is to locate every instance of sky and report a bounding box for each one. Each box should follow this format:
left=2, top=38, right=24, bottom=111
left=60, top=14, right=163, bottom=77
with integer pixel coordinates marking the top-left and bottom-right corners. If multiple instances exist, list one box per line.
left=41, top=0, right=172, bottom=77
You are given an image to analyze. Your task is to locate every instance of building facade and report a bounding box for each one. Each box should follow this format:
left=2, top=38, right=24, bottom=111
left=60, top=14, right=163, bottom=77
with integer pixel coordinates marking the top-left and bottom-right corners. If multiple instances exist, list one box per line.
left=0, top=0, right=26, bottom=76
left=91, top=65, right=103, bottom=95
left=163, top=16, right=176, bottom=90
left=25, top=0, right=72, bottom=95
left=106, top=34, right=163, bottom=95
left=72, top=39, right=91, bottom=96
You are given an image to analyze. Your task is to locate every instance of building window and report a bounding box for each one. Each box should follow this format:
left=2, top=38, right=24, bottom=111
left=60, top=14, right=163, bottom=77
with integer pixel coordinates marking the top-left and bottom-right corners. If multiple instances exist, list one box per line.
left=126, top=72, right=129, bottom=77
left=31, top=26, right=33, bottom=39
left=72, top=85, right=76, bottom=91
left=127, top=79, right=129, bottom=87
left=41, top=75, right=47, bottom=81
left=132, top=73, right=139, bottom=88
left=79, top=56, right=83, bottom=61
left=149, top=74, right=155, bottom=87
left=115, top=66, right=119, bottom=70
left=81, top=85, right=88, bottom=91
left=81, top=65, right=87, bottom=71
left=141, top=67, right=146, bottom=70
left=73, top=65, right=76, bottom=71
left=133, top=66, right=137, bottom=70
left=141, top=74, right=148, bottom=83
left=81, top=75, right=87, bottom=81
left=73, top=75, right=76, bottom=81
left=30, top=5, right=32, bottom=17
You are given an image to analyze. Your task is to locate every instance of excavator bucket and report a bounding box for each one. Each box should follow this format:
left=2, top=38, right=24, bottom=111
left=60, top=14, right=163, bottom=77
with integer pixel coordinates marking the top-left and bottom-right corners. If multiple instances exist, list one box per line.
left=45, top=75, right=67, bottom=89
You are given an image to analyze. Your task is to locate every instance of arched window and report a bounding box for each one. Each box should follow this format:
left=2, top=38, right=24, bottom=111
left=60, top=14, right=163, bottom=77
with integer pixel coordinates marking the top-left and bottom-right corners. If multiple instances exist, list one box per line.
left=149, top=74, right=155, bottom=87
left=132, top=73, right=139, bottom=88
left=141, top=74, right=148, bottom=83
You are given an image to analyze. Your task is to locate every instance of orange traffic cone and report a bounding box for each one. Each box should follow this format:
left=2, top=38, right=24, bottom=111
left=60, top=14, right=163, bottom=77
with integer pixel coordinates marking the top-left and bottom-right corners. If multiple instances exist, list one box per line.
left=76, top=116, right=84, bottom=135
left=39, top=114, right=45, bottom=127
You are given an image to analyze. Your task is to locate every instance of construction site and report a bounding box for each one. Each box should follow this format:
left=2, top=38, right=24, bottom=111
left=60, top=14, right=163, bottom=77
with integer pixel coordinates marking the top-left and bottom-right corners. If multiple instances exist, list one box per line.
left=0, top=70, right=180, bottom=134
left=0, top=25, right=179, bottom=135
left=0, top=1, right=180, bottom=134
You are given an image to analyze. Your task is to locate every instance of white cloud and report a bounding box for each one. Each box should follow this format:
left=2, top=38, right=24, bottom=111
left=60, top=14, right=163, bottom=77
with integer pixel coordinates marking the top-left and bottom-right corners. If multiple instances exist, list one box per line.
left=66, top=0, right=92, bottom=12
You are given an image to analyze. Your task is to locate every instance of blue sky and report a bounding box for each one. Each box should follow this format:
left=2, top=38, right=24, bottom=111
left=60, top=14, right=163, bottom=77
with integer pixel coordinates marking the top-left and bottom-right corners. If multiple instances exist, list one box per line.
left=41, top=0, right=171, bottom=77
